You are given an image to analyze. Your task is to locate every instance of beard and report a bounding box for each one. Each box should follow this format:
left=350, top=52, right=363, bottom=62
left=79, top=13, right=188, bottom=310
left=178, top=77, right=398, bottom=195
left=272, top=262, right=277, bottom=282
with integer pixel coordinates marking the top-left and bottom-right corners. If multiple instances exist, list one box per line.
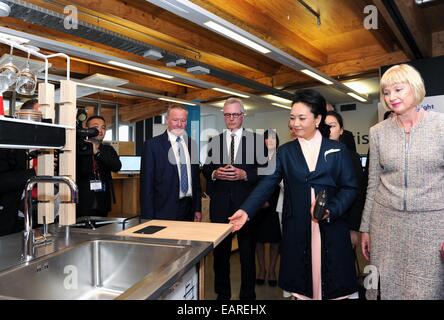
left=90, top=136, right=104, bottom=143
left=170, top=128, right=185, bottom=136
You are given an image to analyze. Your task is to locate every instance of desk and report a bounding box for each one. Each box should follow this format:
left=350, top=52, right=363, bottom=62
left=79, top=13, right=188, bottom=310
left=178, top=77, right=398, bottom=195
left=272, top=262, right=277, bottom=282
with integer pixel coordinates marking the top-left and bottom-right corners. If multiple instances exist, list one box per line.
left=110, top=173, right=140, bottom=217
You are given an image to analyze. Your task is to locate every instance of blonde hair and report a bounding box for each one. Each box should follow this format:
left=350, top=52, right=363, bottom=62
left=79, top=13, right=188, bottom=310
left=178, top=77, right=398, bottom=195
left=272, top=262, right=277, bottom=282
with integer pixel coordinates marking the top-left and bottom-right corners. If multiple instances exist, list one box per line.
left=380, top=64, right=426, bottom=108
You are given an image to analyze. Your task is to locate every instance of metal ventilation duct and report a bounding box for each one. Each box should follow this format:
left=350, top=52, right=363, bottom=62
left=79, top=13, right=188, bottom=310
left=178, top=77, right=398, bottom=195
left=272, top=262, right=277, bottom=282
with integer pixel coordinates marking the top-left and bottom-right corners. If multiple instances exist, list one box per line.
left=4, top=0, right=295, bottom=101
left=4, top=0, right=162, bottom=56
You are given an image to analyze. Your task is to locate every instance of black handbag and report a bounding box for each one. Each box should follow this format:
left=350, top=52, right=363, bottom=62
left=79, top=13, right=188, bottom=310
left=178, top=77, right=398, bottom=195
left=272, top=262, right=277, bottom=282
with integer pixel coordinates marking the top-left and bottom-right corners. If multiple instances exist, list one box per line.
left=313, top=189, right=327, bottom=220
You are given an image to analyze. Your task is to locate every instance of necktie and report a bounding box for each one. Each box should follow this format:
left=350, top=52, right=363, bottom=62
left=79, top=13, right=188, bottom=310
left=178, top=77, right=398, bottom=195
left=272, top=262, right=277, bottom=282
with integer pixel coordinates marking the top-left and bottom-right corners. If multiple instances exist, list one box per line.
left=230, top=133, right=235, bottom=165
left=176, top=136, right=189, bottom=194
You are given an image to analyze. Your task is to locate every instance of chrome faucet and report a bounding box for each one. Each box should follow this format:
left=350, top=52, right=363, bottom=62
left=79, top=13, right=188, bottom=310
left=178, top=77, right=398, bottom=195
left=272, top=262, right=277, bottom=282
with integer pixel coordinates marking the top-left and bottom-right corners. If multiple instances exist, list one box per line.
left=22, top=176, right=78, bottom=261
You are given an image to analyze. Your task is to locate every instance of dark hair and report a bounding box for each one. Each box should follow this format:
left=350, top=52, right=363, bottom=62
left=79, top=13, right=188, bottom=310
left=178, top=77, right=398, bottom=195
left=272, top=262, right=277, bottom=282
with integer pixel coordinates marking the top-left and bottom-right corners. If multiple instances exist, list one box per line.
left=292, top=89, right=330, bottom=138
left=326, top=111, right=344, bottom=129
left=20, top=99, right=39, bottom=110
left=86, top=115, right=106, bottom=126
left=383, top=110, right=393, bottom=120
left=264, top=129, right=280, bottom=149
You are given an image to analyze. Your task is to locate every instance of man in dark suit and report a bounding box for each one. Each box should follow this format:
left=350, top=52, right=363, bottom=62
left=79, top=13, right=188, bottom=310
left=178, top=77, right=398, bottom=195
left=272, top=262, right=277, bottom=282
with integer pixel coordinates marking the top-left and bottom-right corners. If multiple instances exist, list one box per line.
left=202, top=98, right=265, bottom=300
left=140, top=105, right=202, bottom=221
left=76, top=115, right=121, bottom=217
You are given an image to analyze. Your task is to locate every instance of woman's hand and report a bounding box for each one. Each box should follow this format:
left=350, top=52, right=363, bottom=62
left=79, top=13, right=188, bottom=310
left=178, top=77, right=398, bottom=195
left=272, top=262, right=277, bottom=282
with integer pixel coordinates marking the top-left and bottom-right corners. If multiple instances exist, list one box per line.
left=310, top=202, right=330, bottom=221
left=228, top=209, right=248, bottom=232
left=361, top=232, right=371, bottom=261
left=350, top=230, right=359, bottom=249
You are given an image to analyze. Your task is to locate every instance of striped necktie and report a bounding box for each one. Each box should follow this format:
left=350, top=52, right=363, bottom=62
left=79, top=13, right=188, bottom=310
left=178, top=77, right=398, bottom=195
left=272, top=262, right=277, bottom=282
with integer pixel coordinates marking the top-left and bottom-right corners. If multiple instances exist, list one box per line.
left=230, top=133, right=235, bottom=165
left=176, top=136, right=189, bottom=194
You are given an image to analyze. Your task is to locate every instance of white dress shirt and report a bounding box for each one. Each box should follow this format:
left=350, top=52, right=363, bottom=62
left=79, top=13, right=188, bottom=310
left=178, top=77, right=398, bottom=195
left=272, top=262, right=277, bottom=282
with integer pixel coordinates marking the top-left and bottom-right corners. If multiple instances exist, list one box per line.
left=226, top=128, right=243, bottom=163
left=167, top=130, right=192, bottom=198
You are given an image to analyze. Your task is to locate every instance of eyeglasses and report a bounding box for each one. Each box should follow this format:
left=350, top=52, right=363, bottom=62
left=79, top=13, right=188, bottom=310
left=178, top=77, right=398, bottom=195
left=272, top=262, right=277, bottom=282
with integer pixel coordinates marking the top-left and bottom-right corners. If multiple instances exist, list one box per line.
left=223, top=112, right=243, bottom=118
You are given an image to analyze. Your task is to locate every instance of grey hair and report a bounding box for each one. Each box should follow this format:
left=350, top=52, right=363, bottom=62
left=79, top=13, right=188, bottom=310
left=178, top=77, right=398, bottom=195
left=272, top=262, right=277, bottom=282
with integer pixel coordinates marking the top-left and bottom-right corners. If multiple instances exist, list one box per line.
left=166, top=105, right=188, bottom=118
left=223, top=97, right=245, bottom=114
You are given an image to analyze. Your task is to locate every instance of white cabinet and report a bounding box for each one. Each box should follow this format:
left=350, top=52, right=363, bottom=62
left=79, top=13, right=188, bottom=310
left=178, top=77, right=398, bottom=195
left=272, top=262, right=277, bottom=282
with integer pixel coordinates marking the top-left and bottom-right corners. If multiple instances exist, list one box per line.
left=160, top=266, right=198, bottom=300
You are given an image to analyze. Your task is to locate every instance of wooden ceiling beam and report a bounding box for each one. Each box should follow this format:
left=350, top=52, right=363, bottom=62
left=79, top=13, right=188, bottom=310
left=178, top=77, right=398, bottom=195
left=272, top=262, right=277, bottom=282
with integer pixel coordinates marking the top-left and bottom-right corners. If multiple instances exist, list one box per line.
left=392, top=0, right=432, bottom=57
left=120, top=102, right=168, bottom=122
left=47, top=0, right=281, bottom=76
left=350, top=0, right=400, bottom=54
left=372, top=0, right=431, bottom=59
left=273, top=50, right=408, bottom=88
left=190, top=0, right=326, bottom=66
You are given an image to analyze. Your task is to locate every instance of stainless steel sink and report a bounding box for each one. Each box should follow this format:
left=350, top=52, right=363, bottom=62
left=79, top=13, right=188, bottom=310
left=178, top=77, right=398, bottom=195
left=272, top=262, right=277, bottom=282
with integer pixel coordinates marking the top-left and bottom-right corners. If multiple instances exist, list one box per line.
left=70, top=216, right=137, bottom=230
left=0, top=239, right=191, bottom=300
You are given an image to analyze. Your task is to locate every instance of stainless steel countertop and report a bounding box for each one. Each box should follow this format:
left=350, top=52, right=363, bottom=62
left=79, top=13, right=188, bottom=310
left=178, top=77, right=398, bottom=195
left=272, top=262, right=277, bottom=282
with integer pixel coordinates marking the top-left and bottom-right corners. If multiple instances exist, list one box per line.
left=0, top=218, right=213, bottom=300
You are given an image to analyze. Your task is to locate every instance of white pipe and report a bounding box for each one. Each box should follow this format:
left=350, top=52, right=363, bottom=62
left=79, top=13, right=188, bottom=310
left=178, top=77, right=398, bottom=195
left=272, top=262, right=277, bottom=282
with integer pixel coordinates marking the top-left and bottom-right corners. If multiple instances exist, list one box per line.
left=0, top=38, right=70, bottom=83
left=44, top=53, right=70, bottom=82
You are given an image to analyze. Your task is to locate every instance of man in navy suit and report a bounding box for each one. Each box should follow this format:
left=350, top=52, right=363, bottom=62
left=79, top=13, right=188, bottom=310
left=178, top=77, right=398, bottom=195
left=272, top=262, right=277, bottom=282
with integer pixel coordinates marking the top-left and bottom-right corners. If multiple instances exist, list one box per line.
left=202, top=98, right=266, bottom=300
left=140, top=105, right=202, bottom=221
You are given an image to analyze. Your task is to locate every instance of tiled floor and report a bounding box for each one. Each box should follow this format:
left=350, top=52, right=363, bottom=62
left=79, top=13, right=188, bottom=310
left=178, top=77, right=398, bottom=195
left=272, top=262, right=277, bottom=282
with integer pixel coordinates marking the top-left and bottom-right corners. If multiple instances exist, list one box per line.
left=204, top=248, right=288, bottom=300
left=203, top=244, right=366, bottom=300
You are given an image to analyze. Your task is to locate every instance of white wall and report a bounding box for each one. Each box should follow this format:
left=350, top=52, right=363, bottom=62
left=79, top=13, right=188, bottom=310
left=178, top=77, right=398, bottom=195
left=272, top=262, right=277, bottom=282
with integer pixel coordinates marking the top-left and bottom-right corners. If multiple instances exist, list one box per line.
left=337, top=99, right=379, bottom=155
left=201, top=102, right=379, bottom=155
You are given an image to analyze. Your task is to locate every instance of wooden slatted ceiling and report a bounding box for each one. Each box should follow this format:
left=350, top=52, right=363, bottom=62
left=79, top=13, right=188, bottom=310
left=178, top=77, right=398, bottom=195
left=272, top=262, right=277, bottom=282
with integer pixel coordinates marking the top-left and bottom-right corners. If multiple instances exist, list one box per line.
left=2, top=0, right=441, bottom=121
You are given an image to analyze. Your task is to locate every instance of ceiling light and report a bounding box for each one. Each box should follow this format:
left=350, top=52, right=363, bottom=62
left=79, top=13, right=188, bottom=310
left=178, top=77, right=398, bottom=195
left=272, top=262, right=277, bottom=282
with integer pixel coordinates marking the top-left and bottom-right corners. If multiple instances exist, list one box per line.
left=212, top=88, right=250, bottom=99
left=347, top=92, right=367, bottom=102
left=344, top=81, right=370, bottom=94
left=301, top=69, right=333, bottom=85
left=156, top=0, right=189, bottom=13
left=108, top=60, right=174, bottom=79
left=272, top=103, right=291, bottom=110
left=158, top=97, right=197, bottom=106
left=263, top=94, right=293, bottom=104
left=75, top=82, right=120, bottom=93
left=204, top=21, right=271, bottom=54
left=0, top=32, right=30, bottom=44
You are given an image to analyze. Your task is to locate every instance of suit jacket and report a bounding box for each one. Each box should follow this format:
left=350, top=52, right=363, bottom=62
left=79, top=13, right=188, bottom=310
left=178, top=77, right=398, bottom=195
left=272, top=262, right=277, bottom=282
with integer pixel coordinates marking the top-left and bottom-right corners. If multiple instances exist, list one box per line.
left=140, top=131, right=201, bottom=220
left=202, top=129, right=266, bottom=223
left=240, top=137, right=358, bottom=299
left=340, top=129, right=356, bottom=152
left=76, top=143, right=121, bottom=215
left=0, top=149, right=35, bottom=236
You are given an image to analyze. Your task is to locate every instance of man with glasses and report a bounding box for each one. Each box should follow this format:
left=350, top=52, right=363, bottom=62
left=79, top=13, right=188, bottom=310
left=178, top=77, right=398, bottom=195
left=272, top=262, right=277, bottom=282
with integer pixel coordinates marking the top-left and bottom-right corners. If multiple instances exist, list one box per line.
left=203, top=98, right=265, bottom=300
left=140, top=105, right=202, bottom=222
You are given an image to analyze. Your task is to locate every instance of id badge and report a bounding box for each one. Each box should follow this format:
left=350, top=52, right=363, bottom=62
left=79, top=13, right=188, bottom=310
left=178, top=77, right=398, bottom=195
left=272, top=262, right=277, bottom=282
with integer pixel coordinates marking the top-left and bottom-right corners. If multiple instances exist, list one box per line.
left=90, top=180, right=103, bottom=191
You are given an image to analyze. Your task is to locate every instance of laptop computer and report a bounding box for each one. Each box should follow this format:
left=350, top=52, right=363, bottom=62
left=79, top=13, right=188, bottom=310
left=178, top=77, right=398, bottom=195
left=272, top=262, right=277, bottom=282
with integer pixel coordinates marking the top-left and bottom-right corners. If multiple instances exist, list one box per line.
left=118, top=155, right=141, bottom=175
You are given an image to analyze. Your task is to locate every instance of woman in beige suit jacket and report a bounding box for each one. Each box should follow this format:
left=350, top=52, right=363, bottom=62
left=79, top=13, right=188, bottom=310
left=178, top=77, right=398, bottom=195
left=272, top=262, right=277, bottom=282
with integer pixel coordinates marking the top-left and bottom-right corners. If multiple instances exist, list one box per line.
left=360, top=64, right=444, bottom=300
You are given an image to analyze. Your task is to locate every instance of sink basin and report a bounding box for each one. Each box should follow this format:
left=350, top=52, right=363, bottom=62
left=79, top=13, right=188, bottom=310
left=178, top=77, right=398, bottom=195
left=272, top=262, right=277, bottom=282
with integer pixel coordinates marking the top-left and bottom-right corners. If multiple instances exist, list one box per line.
left=70, top=216, right=134, bottom=230
left=0, top=239, right=191, bottom=300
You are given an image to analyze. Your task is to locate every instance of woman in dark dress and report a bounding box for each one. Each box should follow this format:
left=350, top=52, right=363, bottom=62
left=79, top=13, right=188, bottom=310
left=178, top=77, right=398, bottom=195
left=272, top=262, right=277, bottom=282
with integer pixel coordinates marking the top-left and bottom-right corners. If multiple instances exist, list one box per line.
left=255, top=130, right=281, bottom=287
left=229, top=89, right=358, bottom=299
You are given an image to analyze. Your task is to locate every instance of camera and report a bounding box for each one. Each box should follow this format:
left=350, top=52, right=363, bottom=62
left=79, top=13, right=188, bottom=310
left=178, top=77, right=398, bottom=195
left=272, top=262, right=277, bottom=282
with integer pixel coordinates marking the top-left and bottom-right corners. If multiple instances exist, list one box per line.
left=76, top=126, right=99, bottom=156
left=75, top=108, right=100, bottom=155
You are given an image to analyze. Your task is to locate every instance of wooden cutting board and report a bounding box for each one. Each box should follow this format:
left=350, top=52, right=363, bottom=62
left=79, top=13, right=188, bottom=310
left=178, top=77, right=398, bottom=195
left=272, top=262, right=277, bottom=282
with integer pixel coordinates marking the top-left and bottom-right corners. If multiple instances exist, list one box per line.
left=116, top=220, right=233, bottom=247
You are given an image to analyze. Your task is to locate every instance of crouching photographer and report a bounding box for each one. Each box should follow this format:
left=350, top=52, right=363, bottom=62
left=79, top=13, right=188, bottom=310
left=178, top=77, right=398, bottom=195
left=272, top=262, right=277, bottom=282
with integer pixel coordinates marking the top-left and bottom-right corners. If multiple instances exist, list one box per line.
left=76, top=115, right=121, bottom=217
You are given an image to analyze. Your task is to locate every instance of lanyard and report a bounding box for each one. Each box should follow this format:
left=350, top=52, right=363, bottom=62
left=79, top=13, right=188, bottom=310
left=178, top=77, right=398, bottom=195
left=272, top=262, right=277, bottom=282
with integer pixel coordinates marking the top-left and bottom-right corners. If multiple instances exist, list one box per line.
left=92, top=153, right=100, bottom=180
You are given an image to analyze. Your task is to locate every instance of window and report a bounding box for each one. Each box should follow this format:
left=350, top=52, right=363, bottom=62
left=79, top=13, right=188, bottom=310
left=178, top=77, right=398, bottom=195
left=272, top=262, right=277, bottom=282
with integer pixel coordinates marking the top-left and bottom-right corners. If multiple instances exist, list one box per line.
left=119, top=125, right=129, bottom=142
left=104, top=129, right=113, bottom=141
